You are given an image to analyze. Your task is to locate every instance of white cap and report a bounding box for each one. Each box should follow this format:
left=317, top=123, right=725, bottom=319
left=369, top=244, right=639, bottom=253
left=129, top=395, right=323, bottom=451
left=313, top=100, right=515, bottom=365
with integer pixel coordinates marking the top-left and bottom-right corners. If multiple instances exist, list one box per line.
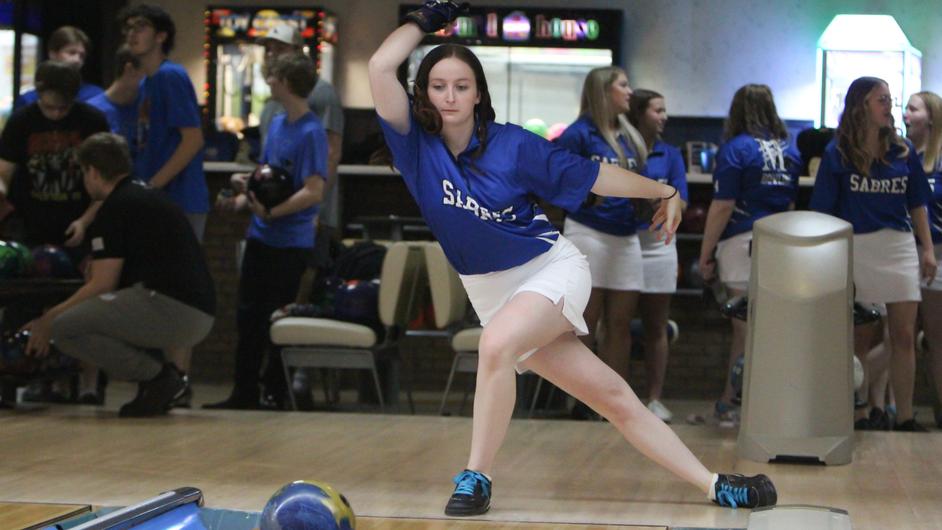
left=257, top=23, right=303, bottom=47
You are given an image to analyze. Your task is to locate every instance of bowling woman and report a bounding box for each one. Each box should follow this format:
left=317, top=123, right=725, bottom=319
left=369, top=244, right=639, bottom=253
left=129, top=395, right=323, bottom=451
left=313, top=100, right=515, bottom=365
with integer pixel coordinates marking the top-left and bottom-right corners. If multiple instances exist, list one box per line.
left=697, top=84, right=801, bottom=424
left=370, top=0, right=776, bottom=516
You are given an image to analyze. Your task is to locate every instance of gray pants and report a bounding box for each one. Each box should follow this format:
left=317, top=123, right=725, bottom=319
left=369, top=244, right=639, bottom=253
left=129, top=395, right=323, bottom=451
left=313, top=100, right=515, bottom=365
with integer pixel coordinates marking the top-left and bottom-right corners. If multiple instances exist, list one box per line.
left=50, top=285, right=214, bottom=382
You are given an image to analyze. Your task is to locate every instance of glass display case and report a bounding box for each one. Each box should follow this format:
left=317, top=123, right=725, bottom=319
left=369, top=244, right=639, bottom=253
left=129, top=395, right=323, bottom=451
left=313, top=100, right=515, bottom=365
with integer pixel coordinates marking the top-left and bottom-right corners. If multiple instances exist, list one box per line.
left=817, top=14, right=921, bottom=129
left=204, top=6, right=337, bottom=132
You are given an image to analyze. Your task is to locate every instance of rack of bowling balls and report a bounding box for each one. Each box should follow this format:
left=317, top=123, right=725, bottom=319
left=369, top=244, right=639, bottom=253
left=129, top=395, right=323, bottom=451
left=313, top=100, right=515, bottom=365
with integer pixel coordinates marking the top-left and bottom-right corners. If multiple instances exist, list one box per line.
left=0, top=240, right=84, bottom=400
left=46, top=481, right=356, bottom=529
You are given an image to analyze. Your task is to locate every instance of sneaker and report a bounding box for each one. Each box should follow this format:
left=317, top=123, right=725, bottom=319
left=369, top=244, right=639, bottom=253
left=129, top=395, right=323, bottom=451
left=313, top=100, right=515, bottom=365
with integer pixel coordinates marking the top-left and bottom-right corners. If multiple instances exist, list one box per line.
left=169, top=373, right=192, bottom=409
left=894, top=418, right=929, bottom=432
left=868, top=407, right=891, bottom=431
left=647, top=399, right=673, bottom=423
left=713, top=474, right=777, bottom=509
left=119, top=363, right=185, bottom=418
left=444, top=469, right=491, bottom=516
left=714, top=401, right=740, bottom=428
left=854, top=416, right=872, bottom=430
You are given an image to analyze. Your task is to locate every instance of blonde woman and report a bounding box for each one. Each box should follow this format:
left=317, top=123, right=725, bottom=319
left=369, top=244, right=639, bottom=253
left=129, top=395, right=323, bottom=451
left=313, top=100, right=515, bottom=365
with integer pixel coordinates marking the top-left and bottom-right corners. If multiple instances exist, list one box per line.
left=556, top=67, right=647, bottom=405
left=904, top=90, right=942, bottom=428
left=811, top=77, right=935, bottom=431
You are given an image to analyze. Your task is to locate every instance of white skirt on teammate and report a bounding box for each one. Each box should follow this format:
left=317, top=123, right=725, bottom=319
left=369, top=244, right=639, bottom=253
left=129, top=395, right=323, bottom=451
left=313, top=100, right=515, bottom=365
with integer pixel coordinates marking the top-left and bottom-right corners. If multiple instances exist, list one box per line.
left=639, top=229, right=678, bottom=294
left=459, top=235, right=591, bottom=373
left=716, top=230, right=752, bottom=291
left=921, top=243, right=942, bottom=292
left=563, top=217, right=644, bottom=291
left=854, top=229, right=921, bottom=305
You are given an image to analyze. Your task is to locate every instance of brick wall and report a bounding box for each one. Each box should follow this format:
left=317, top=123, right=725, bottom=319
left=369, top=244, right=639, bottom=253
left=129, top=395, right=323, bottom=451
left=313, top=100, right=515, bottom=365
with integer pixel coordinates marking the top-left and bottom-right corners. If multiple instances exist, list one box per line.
left=191, top=171, right=939, bottom=406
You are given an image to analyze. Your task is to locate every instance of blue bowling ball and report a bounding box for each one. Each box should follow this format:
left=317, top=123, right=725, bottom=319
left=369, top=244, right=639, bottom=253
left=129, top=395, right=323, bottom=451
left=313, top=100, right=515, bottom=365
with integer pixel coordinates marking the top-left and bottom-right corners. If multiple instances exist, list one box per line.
left=31, top=244, right=78, bottom=278
left=260, top=481, right=356, bottom=530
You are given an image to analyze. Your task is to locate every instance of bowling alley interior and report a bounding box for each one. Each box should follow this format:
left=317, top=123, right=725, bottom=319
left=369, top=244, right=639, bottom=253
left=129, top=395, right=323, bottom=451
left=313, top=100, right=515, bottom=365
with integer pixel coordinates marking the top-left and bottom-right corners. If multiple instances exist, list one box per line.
left=2, top=1, right=942, bottom=529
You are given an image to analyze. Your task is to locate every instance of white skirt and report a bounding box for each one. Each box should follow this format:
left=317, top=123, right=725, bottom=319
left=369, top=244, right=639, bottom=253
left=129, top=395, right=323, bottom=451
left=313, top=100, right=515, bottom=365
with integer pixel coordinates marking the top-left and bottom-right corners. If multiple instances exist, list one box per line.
left=563, top=217, right=643, bottom=291
left=716, top=231, right=753, bottom=292
left=921, top=244, right=942, bottom=292
left=854, top=229, right=920, bottom=304
left=459, top=235, right=591, bottom=373
left=639, top=230, right=678, bottom=294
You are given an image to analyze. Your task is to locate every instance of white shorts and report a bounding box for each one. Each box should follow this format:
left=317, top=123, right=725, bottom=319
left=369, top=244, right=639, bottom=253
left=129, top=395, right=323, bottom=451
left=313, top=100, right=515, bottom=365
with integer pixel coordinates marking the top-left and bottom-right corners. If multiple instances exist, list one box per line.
left=716, top=231, right=752, bottom=291
left=563, top=218, right=643, bottom=291
left=459, top=235, right=591, bottom=374
left=921, top=244, right=942, bottom=292
left=854, top=229, right=920, bottom=305
left=639, top=230, right=678, bottom=294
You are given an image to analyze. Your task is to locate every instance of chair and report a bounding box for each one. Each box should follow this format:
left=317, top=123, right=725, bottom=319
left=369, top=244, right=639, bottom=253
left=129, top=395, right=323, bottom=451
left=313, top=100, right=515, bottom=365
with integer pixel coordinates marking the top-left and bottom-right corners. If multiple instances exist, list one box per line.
left=423, top=243, right=483, bottom=416
left=270, top=241, right=424, bottom=411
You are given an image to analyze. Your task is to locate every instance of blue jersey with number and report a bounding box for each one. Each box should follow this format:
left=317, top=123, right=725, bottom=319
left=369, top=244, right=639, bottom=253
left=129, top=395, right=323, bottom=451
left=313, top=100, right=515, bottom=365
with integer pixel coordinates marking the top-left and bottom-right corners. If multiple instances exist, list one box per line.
left=378, top=113, right=600, bottom=275
left=810, top=140, right=930, bottom=234
left=921, top=152, right=942, bottom=243
left=637, top=139, right=688, bottom=230
left=713, top=133, right=801, bottom=240
left=555, top=115, right=638, bottom=236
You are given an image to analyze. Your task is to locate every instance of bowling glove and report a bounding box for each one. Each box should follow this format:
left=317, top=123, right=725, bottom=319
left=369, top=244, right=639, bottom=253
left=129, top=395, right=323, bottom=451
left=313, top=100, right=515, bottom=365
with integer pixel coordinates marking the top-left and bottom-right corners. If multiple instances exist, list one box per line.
left=402, top=0, right=470, bottom=33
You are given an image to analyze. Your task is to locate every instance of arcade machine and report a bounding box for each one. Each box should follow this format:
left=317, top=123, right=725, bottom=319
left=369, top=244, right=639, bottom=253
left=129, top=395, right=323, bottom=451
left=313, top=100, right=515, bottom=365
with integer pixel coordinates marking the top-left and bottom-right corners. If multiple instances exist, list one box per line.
left=0, top=1, right=40, bottom=128
left=203, top=6, right=338, bottom=133
left=817, top=14, right=921, bottom=129
left=400, top=5, right=623, bottom=135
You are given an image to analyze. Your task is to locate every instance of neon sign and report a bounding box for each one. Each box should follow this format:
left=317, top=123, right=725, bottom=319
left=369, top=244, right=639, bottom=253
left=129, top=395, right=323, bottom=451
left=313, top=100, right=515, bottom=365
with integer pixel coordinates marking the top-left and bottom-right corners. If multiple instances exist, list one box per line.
left=433, top=9, right=601, bottom=42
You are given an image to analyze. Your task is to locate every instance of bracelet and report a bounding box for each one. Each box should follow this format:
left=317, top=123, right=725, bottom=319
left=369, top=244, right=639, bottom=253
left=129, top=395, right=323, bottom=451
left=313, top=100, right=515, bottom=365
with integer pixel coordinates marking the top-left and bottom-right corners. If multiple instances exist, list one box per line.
left=663, top=186, right=678, bottom=200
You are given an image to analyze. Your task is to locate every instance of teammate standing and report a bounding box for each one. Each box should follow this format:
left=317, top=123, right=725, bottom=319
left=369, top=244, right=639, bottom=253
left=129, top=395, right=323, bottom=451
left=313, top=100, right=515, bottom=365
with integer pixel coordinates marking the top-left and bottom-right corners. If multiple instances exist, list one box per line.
left=698, top=84, right=800, bottom=425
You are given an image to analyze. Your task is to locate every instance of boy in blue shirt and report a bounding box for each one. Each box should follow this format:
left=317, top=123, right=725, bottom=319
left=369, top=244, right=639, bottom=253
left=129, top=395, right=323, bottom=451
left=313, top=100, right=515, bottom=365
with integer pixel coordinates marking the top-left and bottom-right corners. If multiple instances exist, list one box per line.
left=86, top=45, right=144, bottom=162
left=119, top=4, right=208, bottom=240
left=205, top=52, right=327, bottom=410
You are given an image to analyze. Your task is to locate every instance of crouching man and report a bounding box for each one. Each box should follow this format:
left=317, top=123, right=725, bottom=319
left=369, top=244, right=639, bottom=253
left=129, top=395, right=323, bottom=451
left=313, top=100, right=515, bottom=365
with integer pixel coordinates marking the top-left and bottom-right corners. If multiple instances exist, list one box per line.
left=24, top=132, right=216, bottom=417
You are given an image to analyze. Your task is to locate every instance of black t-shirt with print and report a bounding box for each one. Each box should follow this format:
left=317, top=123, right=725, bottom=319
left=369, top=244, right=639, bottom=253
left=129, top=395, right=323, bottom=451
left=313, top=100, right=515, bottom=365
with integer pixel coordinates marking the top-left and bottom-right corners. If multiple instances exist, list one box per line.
left=87, top=178, right=216, bottom=315
left=0, top=102, right=109, bottom=246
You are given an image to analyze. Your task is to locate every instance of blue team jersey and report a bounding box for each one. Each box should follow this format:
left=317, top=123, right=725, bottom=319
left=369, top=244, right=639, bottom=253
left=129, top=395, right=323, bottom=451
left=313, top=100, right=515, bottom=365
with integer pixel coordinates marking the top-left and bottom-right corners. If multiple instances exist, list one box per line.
left=134, top=60, right=208, bottom=214
left=555, top=115, right=638, bottom=236
left=14, top=83, right=104, bottom=110
left=637, top=139, right=688, bottom=230
left=248, top=112, right=327, bottom=249
left=921, top=152, right=942, bottom=243
left=86, top=92, right=139, bottom=161
left=810, top=140, right=930, bottom=234
left=713, top=133, right=801, bottom=240
left=378, top=113, right=600, bottom=275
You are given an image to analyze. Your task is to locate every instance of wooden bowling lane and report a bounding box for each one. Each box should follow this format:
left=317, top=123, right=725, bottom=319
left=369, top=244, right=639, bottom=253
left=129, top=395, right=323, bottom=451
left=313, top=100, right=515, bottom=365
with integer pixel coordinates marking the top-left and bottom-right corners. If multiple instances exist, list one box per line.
left=0, top=501, right=91, bottom=530
left=357, top=517, right=663, bottom=529
left=2, top=397, right=942, bottom=530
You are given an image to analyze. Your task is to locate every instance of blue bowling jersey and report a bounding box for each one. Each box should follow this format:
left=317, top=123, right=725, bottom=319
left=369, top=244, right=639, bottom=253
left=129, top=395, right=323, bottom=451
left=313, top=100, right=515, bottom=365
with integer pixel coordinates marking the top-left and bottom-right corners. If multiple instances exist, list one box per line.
left=810, top=140, right=930, bottom=234
left=556, top=115, right=639, bottom=236
left=86, top=92, right=139, bottom=161
left=248, top=112, right=327, bottom=249
left=713, top=133, right=801, bottom=240
left=921, top=153, right=942, bottom=243
left=134, top=60, right=208, bottom=213
left=378, top=113, right=600, bottom=275
left=637, top=139, right=688, bottom=230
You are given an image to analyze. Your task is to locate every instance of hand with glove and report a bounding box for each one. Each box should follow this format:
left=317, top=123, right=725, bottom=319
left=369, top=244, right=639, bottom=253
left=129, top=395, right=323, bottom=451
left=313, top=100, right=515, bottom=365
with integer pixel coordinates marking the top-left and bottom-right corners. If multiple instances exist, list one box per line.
left=402, top=0, right=470, bottom=33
